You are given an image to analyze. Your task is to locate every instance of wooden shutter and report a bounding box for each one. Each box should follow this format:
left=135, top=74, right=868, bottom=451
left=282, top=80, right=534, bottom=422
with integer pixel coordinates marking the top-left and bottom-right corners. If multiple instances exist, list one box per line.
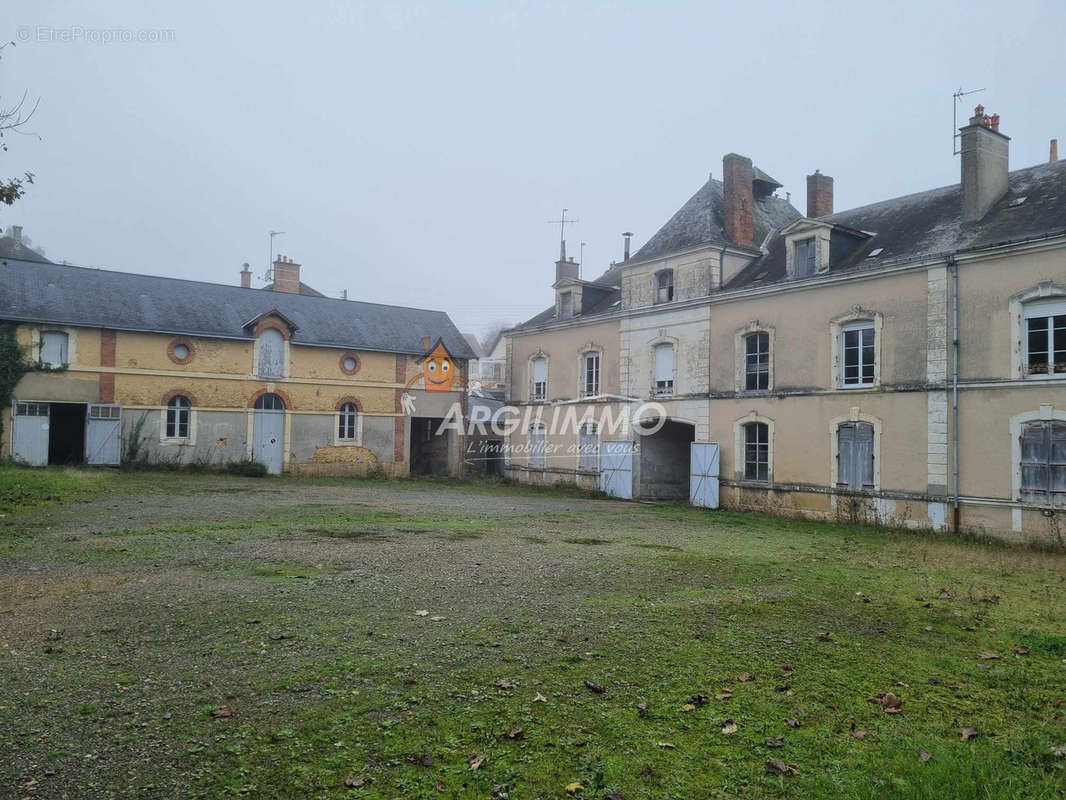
left=838, top=422, right=874, bottom=489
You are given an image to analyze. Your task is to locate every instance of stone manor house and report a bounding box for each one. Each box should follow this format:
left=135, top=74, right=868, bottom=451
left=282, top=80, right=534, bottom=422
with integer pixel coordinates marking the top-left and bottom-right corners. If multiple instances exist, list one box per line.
left=0, top=247, right=475, bottom=476
left=504, top=108, right=1066, bottom=543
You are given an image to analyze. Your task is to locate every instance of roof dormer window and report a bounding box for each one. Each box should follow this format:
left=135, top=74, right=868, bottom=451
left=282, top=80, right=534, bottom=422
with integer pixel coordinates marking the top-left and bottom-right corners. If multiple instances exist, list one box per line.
left=794, top=238, right=816, bottom=278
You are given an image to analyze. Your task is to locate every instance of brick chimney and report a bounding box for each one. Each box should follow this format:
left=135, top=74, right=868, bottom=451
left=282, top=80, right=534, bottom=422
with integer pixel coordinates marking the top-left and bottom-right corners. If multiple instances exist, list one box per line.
left=722, top=153, right=754, bottom=247
left=240, top=262, right=252, bottom=288
left=271, top=255, right=301, bottom=293
left=806, top=170, right=834, bottom=218
left=1051, top=139, right=1059, bottom=163
left=960, top=105, right=1009, bottom=223
left=10, top=225, right=22, bottom=244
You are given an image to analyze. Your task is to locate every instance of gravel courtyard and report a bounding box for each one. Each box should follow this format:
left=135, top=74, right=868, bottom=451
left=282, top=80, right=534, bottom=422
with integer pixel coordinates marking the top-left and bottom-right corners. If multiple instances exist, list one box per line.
left=1, top=471, right=1064, bottom=799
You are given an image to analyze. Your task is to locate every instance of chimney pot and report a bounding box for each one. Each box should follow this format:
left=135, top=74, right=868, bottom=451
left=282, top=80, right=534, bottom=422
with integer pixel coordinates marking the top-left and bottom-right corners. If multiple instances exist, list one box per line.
left=960, top=108, right=1009, bottom=222
left=1051, top=138, right=1059, bottom=163
left=722, top=153, right=754, bottom=247
left=271, top=255, right=302, bottom=293
left=622, top=231, right=633, bottom=262
left=806, top=171, right=834, bottom=218
left=240, top=262, right=252, bottom=289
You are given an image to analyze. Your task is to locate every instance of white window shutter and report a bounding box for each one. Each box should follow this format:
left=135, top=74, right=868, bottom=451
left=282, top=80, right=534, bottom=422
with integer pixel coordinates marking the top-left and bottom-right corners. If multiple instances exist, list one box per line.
left=654, top=345, right=673, bottom=382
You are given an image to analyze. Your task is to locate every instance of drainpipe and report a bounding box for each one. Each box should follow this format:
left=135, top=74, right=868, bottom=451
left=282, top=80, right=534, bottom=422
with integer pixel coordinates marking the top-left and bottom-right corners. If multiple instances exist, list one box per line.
left=949, top=255, right=961, bottom=532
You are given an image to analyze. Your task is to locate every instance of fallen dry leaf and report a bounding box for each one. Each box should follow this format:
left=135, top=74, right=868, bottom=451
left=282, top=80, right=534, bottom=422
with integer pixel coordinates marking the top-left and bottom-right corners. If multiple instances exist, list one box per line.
left=344, top=774, right=365, bottom=788
left=715, top=690, right=733, bottom=701
left=410, top=754, right=434, bottom=767
left=816, top=632, right=833, bottom=641
left=937, top=588, right=953, bottom=600
left=657, top=741, right=675, bottom=749
left=604, top=792, right=624, bottom=800
left=764, top=759, right=799, bottom=776
left=786, top=717, right=800, bottom=728
left=780, top=664, right=795, bottom=674
left=850, top=728, right=867, bottom=741
left=977, top=652, right=999, bottom=660
left=244, top=618, right=261, bottom=625
left=959, top=726, right=980, bottom=741
left=681, top=703, right=696, bottom=712
left=496, top=679, right=517, bottom=690
left=721, top=719, right=738, bottom=734
left=686, top=693, right=709, bottom=707
left=435, top=779, right=447, bottom=792
left=467, top=754, right=485, bottom=770
left=636, top=701, right=648, bottom=717
left=766, top=735, right=784, bottom=747
left=738, top=672, right=755, bottom=682
left=1053, top=745, right=1066, bottom=759
left=429, top=615, right=446, bottom=622
left=919, top=748, right=932, bottom=763
left=1012, top=645, right=1031, bottom=655
left=564, top=781, right=584, bottom=794
left=414, top=610, right=429, bottom=616
left=876, top=692, right=903, bottom=713
left=533, top=693, right=547, bottom=703
left=505, top=727, right=524, bottom=740
left=584, top=680, right=606, bottom=694
left=212, top=704, right=234, bottom=718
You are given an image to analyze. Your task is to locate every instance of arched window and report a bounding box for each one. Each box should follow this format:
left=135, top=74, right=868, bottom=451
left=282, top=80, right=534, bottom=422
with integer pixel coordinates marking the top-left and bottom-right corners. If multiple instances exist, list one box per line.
left=656, top=270, right=674, bottom=304
left=743, top=422, right=769, bottom=481
left=744, top=332, right=770, bottom=391
left=165, top=395, right=191, bottom=439
left=257, top=328, right=285, bottom=378
left=653, top=343, right=674, bottom=396
left=339, top=402, right=358, bottom=441
left=40, top=331, right=69, bottom=367
left=530, top=356, right=548, bottom=401
left=1024, top=300, right=1066, bottom=377
left=581, top=351, right=600, bottom=397
left=254, top=392, right=285, bottom=411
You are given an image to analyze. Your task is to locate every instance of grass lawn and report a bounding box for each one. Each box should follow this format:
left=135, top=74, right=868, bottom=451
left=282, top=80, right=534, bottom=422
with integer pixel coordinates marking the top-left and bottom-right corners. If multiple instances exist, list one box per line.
left=1, top=466, right=1064, bottom=799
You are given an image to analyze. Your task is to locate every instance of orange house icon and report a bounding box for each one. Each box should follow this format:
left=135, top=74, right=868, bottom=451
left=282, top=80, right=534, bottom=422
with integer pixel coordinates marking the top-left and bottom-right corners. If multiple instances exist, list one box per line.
left=418, top=338, right=457, bottom=392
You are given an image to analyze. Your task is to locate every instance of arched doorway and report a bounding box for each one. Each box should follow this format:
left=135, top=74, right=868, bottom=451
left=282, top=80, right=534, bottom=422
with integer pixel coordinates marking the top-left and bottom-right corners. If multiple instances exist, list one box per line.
left=635, top=417, right=696, bottom=499
left=252, top=393, right=286, bottom=474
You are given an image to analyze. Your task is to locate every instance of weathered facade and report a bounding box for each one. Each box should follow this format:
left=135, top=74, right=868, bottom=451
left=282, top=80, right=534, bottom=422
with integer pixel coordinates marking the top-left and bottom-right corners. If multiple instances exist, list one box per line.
left=1, top=255, right=474, bottom=476
left=505, top=109, right=1066, bottom=544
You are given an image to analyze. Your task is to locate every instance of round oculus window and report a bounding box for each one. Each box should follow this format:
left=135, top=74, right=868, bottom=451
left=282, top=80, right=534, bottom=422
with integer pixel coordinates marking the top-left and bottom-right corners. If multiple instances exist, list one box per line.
left=342, top=356, right=358, bottom=372
left=173, top=343, right=190, bottom=360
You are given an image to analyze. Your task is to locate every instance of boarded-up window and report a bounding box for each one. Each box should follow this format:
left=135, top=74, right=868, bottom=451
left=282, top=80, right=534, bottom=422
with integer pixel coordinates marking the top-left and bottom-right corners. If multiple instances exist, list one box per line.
left=257, top=328, right=285, bottom=377
left=1020, top=421, right=1066, bottom=507
left=529, top=423, right=546, bottom=468
left=654, top=344, right=674, bottom=396
left=40, top=331, right=68, bottom=366
left=744, top=332, right=770, bottom=391
left=794, top=238, right=816, bottom=277
left=530, top=357, right=547, bottom=401
left=744, top=422, right=769, bottom=481
left=582, top=351, right=600, bottom=397
left=560, top=292, right=573, bottom=318
left=579, top=423, right=599, bottom=471
left=837, top=422, right=874, bottom=489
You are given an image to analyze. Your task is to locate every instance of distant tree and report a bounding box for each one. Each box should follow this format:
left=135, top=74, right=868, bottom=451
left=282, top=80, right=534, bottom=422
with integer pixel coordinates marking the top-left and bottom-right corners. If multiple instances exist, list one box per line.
left=480, top=320, right=514, bottom=352
left=0, top=42, right=40, bottom=207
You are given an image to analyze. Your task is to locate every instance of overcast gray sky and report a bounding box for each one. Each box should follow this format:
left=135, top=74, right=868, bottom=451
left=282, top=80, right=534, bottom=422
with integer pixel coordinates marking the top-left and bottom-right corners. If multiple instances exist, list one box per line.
left=4, top=1, right=1064, bottom=341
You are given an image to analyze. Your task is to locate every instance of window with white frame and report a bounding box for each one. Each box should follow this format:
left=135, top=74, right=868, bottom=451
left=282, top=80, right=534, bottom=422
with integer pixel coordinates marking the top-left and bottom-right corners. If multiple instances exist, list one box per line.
left=656, top=270, right=674, bottom=304
left=653, top=343, right=674, bottom=396
left=40, top=331, right=69, bottom=367
left=257, top=328, right=285, bottom=378
left=836, top=421, right=874, bottom=489
left=530, top=356, right=548, bottom=401
left=794, top=238, right=816, bottom=278
left=579, top=422, right=599, bottom=471
left=338, top=402, right=359, bottom=441
left=743, top=422, right=769, bottom=481
left=165, top=395, right=191, bottom=439
left=841, top=322, right=875, bottom=387
left=1024, top=300, right=1066, bottom=377
left=529, top=423, right=546, bottom=468
left=744, top=332, right=770, bottom=391
left=1019, top=420, right=1066, bottom=506
left=581, top=351, right=600, bottom=397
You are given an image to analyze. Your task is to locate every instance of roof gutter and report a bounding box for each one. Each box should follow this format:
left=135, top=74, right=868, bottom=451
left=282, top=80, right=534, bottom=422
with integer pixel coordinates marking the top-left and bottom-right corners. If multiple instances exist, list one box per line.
left=949, top=254, right=961, bottom=533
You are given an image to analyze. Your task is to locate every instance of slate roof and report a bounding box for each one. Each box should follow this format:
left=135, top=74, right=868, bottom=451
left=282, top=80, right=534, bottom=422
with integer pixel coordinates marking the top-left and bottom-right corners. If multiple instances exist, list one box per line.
left=0, top=233, right=51, bottom=264
left=727, top=159, right=1066, bottom=289
left=0, top=258, right=476, bottom=358
left=630, top=176, right=801, bottom=263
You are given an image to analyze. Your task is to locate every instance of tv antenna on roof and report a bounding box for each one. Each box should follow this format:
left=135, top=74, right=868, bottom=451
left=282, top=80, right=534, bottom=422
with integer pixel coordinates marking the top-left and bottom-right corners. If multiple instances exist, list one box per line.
left=547, top=208, right=577, bottom=261
left=952, top=87, right=985, bottom=155
left=266, top=230, right=286, bottom=281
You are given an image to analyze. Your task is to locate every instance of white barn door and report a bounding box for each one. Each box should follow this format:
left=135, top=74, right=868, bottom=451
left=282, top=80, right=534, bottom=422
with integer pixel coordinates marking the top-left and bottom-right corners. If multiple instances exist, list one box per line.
left=599, top=441, right=634, bottom=499
left=12, top=402, right=50, bottom=466
left=689, top=442, right=720, bottom=509
left=86, top=404, right=122, bottom=465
